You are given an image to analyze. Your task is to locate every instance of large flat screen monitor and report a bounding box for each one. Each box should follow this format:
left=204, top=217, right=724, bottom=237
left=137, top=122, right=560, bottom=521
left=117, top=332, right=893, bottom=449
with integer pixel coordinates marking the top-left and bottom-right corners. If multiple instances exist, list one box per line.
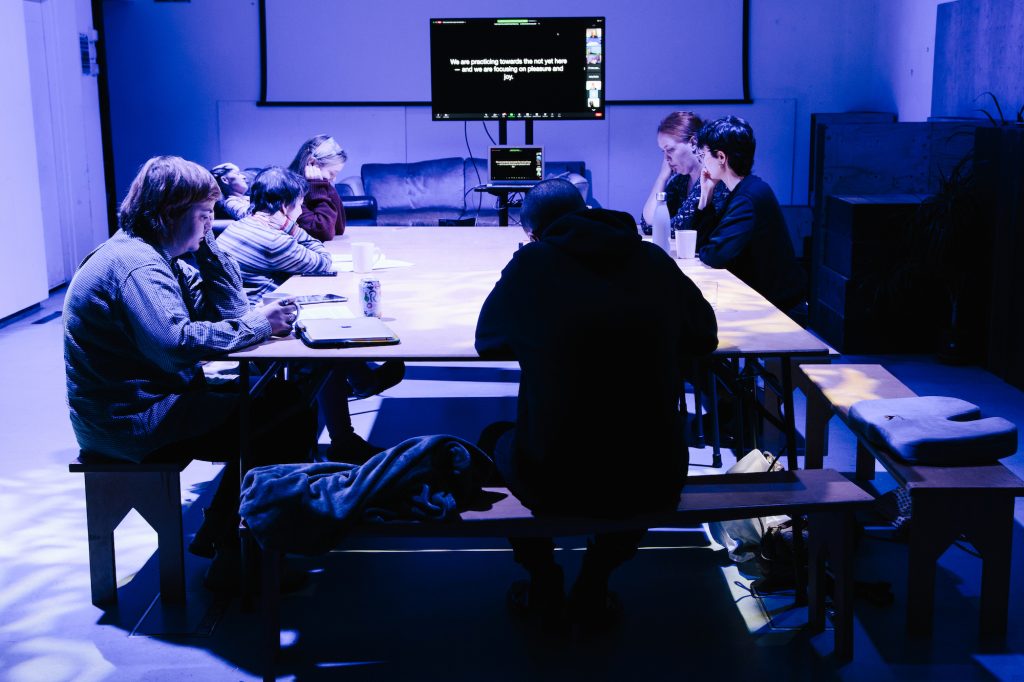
left=430, top=17, right=605, bottom=121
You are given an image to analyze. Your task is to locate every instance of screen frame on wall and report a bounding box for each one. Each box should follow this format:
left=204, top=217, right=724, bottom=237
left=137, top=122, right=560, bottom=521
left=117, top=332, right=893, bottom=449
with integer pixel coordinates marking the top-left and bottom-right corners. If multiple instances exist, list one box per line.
left=257, top=0, right=750, bottom=107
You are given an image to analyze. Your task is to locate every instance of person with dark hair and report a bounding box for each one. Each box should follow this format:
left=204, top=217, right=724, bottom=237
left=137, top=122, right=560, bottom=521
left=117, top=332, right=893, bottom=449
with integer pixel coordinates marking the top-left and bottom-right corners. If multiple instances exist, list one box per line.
left=476, top=179, right=718, bottom=628
left=288, top=134, right=348, bottom=241
left=641, top=111, right=728, bottom=235
left=216, top=166, right=404, bottom=463
left=693, top=116, right=806, bottom=318
left=216, top=167, right=329, bottom=302
left=64, top=156, right=315, bottom=589
left=210, top=162, right=251, bottom=220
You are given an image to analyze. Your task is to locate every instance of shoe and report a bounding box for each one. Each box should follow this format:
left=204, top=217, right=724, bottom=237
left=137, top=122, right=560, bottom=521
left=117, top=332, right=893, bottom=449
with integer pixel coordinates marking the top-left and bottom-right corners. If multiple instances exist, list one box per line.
left=188, top=507, right=237, bottom=559
left=567, top=581, right=623, bottom=632
left=348, top=360, right=405, bottom=399
left=477, top=421, right=515, bottom=457
left=506, top=565, right=567, bottom=633
left=327, top=433, right=387, bottom=465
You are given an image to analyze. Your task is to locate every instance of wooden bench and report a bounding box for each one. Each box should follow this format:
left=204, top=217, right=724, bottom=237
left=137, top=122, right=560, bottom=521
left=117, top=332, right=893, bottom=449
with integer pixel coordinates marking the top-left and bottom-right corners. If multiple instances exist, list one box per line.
left=253, top=468, right=873, bottom=677
left=799, top=363, right=1024, bottom=638
left=69, top=452, right=189, bottom=606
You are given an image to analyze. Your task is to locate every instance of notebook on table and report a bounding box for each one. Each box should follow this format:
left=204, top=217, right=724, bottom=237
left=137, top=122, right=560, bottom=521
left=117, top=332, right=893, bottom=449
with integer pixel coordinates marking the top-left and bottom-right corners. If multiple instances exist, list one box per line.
left=487, top=146, right=544, bottom=186
left=296, top=317, right=400, bottom=349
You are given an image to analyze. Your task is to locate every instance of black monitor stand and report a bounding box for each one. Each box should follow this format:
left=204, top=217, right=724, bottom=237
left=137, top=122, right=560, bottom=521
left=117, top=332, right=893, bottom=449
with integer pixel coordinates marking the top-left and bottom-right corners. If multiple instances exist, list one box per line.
left=476, top=119, right=535, bottom=226
left=498, top=118, right=533, bottom=145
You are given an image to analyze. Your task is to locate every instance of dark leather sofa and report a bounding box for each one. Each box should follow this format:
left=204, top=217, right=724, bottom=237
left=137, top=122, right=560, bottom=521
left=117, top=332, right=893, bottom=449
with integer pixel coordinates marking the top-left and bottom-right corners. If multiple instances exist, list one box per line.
left=338, top=157, right=590, bottom=226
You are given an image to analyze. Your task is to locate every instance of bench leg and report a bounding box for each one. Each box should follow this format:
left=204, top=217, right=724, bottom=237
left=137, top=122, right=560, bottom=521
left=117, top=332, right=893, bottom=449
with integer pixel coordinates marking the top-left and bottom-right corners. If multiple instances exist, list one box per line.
left=82, top=471, right=185, bottom=606
left=263, top=544, right=282, bottom=681
left=134, top=472, right=186, bottom=604
left=83, top=473, right=134, bottom=606
left=905, top=493, right=960, bottom=636
left=855, top=442, right=875, bottom=481
left=807, top=516, right=827, bottom=633
left=807, top=510, right=856, bottom=661
left=802, top=391, right=830, bottom=469
left=968, top=495, right=1015, bottom=640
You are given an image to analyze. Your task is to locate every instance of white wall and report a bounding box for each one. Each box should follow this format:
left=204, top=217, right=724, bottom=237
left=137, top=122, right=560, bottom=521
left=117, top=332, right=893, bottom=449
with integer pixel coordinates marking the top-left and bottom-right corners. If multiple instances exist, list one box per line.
left=24, top=0, right=109, bottom=288
left=0, top=2, right=49, bottom=319
left=102, top=0, right=944, bottom=213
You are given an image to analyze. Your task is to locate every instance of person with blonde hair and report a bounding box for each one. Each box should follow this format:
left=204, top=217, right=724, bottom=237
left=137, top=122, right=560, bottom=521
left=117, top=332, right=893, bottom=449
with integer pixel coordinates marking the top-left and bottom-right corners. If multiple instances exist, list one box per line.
left=641, top=111, right=728, bottom=236
left=64, top=155, right=315, bottom=589
left=210, top=162, right=251, bottom=220
left=288, top=134, right=348, bottom=241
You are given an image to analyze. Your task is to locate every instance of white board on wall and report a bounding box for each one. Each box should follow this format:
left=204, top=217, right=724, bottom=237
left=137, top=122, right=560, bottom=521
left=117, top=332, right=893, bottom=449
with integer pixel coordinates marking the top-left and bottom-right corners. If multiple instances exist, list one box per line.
left=0, top=1, right=50, bottom=319
left=261, top=0, right=748, bottom=104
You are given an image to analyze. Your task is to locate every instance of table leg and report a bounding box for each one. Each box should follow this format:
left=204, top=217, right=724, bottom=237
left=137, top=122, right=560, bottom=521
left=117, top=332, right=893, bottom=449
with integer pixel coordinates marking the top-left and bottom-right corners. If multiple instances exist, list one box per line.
left=782, top=358, right=798, bottom=471
left=690, top=363, right=706, bottom=448
left=238, top=360, right=255, bottom=610
left=709, top=366, right=722, bottom=468
left=497, top=193, right=509, bottom=227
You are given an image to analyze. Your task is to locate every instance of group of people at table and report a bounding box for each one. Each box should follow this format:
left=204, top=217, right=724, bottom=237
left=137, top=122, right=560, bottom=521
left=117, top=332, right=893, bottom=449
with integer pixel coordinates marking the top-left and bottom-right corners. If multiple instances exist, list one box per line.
left=63, top=115, right=807, bottom=624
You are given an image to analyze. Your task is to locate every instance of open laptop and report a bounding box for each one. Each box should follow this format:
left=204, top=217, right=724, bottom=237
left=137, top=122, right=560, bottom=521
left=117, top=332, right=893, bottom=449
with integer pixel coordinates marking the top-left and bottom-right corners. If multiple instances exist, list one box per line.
left=488, top=146, right=544, bottom=186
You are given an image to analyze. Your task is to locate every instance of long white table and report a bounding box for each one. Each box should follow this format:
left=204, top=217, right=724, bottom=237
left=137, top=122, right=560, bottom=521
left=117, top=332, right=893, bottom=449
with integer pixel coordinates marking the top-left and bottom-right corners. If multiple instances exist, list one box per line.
left=229, top=225, right=830, bottom=361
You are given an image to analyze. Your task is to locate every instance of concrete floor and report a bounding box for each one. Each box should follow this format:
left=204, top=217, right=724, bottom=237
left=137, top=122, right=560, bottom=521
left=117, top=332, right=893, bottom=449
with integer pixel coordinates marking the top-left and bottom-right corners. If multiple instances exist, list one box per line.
left=1, top=289, right=1024, bottom=681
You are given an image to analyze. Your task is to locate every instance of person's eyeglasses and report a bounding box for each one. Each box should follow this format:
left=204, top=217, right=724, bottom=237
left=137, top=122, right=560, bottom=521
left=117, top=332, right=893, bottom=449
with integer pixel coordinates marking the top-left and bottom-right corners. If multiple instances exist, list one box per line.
left=692, top=145, right=706, bottom=163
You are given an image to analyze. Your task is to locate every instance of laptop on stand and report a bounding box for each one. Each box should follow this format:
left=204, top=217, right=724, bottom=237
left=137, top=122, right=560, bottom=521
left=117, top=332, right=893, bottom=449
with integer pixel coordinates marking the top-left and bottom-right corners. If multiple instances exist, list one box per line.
left=488, top=146, right=544, bottom=187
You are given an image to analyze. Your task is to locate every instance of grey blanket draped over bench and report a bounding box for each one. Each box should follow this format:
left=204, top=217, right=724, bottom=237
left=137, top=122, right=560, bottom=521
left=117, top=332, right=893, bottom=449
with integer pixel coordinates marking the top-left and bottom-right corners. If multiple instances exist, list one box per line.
left=240, top=435, right=493, bottom=554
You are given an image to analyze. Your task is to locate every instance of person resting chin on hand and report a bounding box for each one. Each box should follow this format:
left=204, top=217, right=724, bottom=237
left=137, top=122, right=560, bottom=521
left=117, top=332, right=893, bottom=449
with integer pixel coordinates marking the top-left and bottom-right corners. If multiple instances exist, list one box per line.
left=287, top=134, right=348, bottom=241
left=692, top=116, right=806, bottom=321
left=63, top=156, right=318, bottom=589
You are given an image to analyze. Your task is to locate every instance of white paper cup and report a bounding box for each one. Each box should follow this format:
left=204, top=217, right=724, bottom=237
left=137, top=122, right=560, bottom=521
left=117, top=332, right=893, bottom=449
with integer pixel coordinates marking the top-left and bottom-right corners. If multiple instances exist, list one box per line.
left=261, top=291, right=292, bottom=305
left=352, top=242, right=382, bottom=273
left=677, top=230, right=698, bottom=259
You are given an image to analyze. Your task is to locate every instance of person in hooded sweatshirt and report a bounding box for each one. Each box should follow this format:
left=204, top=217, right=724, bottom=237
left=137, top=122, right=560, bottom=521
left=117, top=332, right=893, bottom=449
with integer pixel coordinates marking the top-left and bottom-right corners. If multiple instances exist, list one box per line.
left=475, top=179, right=719, bottom=627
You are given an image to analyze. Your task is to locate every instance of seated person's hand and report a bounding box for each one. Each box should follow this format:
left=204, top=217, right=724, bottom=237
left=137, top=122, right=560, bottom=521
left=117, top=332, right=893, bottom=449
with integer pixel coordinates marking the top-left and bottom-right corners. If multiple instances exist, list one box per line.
left=658, top=157, right=672, bottom=181
left=261, top=299, right=298, bottom=336
left=304, top=162, right=324, bottom=182
left=698, top=168, right=717, bottom=209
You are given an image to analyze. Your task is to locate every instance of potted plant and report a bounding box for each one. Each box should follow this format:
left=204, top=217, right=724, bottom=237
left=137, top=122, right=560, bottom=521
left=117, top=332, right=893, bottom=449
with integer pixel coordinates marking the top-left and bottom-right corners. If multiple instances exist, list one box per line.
left=912, top=151, right=986, bottom=364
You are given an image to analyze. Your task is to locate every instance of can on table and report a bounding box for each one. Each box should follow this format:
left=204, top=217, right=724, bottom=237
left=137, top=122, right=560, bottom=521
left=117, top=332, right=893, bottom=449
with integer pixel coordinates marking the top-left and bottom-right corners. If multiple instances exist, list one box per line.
left=360, top=277, right=381, bottom=318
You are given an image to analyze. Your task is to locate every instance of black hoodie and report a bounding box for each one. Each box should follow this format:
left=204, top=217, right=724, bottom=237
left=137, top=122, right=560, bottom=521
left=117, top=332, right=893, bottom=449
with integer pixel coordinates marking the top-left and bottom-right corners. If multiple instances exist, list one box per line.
left=476, top=208, right=718, bottom=516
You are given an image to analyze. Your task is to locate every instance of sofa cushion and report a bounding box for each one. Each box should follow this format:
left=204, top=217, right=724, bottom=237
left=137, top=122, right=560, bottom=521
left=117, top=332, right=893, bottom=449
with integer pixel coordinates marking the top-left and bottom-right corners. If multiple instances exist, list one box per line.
left=465, top=158, right=488, bottom=193
left=376, top=209, right=466, bottom=227
left=363, top=157, right=465, bottom=212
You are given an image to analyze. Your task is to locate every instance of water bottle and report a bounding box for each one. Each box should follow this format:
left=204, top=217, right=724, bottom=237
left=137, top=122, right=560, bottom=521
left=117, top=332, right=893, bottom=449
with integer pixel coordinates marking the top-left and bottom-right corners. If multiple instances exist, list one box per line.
left=652, top=191, right=671, bottom=254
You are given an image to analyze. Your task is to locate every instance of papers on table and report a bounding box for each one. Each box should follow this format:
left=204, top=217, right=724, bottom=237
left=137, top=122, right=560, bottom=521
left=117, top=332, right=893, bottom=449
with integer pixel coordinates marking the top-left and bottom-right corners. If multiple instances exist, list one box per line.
left=330, top=254, right=414, bottom=272
left=297, top=303, right=357, bottom=320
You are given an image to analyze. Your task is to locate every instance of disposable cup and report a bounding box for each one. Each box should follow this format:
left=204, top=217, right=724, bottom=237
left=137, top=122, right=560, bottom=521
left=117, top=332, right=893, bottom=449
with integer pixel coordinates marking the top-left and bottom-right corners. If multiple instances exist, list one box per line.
left=677, top=230, right=697, bottom=259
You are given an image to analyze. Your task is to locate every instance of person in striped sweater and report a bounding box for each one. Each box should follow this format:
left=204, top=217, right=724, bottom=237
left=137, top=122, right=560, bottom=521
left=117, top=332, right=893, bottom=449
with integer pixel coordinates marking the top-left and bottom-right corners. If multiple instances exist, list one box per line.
left=216, top=167, right=333, bottom=304
left=217, top=167, right=404, bottom=462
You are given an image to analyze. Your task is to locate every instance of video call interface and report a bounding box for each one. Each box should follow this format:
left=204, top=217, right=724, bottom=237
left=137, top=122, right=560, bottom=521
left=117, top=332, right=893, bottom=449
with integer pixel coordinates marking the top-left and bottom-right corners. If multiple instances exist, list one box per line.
left=430, top=17, right=605, bottom=121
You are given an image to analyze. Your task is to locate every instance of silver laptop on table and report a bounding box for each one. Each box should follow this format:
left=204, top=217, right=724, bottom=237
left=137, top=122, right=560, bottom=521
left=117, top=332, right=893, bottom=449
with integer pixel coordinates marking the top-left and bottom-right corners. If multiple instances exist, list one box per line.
left=296, top=317, right=400, bottom=349
left=488, top=146, right=544, bottom=186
